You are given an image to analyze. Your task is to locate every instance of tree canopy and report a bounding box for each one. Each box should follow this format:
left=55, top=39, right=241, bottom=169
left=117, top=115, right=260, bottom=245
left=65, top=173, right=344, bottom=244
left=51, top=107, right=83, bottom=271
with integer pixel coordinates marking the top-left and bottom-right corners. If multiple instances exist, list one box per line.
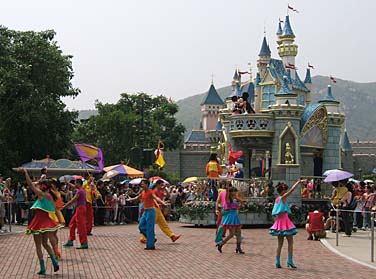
left=73, top=93, right=186, bottom=167
left=0, top=26, right=79, bottom=175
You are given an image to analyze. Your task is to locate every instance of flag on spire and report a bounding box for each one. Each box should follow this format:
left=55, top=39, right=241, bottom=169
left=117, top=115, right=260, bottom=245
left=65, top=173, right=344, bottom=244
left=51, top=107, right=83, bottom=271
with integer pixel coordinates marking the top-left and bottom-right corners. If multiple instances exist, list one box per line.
left=288, top=4, right=299, bottom=13
left=238, top=71, right=250, bottom=75
left=279, top=18, right=284, bottom=23
left=308, top=63, right=314, bottom=69
left=285, top=63, right=297, bottom=70
left=74, top=143, right=104, bottom=171
left=154, top=141, right=165, bottom=168
left=330, top=76, right=337, bottom=83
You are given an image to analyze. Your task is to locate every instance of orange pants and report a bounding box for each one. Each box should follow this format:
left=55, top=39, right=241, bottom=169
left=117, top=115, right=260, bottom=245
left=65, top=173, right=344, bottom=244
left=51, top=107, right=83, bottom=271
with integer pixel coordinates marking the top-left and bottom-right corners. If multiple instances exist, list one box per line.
left=69, top=205, right=87, bottom=245
left=86, top=202, right=93, bottom=233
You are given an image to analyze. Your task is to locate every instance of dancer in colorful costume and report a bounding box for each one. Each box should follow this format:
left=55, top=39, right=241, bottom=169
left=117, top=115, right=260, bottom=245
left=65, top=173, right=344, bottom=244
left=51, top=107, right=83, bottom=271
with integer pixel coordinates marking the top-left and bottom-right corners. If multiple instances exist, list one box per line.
left=127, top=179, right=168, bottom=250
left=269, top=179, right=304, bottom=269
left=20, top=168, right=62, bottom=275
left=62, top=179, right=88, bottom=249
left=140, top=179, right=181, bottom=244
left=216, top=186, right=244, bottom=254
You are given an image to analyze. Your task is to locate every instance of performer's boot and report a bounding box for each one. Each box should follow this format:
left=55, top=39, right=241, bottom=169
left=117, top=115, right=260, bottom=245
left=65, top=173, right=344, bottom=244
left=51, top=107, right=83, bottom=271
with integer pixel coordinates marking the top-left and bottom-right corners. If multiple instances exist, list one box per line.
left=63, top=240, right=73, bottom=247
left=235, top=242, right=244, bottom=254
left=275, top=256, right=281, bottom=268
left=76, top=242, right=88, bottom=249
left=37, top=259, right=46, bottom=275
left=53, top=244, right=61, bottom=259
left=50, top=254, right=59, bottom=272
left=287, top=253, right=297, bottom=269
left=216, top=241, right=223, bottom=253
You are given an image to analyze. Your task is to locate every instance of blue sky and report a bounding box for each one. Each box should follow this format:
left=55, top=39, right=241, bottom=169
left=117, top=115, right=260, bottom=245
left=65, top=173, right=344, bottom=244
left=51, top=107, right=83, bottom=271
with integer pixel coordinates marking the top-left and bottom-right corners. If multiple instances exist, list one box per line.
left=1, top=0, right=374, bottom=109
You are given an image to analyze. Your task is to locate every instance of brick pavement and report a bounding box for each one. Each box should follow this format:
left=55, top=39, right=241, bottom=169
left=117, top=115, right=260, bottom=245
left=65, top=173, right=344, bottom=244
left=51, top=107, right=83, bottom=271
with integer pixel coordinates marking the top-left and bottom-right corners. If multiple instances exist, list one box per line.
left=0, top=222, right=374, bottom=279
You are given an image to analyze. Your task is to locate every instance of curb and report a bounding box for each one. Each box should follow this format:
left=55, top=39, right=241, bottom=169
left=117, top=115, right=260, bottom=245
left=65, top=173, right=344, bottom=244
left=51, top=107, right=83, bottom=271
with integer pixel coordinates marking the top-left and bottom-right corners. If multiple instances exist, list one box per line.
left=320, top=238, right=376, bottom=271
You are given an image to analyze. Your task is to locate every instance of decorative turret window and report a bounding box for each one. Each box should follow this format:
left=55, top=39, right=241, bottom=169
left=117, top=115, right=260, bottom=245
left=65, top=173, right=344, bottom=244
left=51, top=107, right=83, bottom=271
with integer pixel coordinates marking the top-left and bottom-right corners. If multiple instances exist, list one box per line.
left=298, top=95, right=305, bottom=105
left=261, top=85, right=276, bottom=109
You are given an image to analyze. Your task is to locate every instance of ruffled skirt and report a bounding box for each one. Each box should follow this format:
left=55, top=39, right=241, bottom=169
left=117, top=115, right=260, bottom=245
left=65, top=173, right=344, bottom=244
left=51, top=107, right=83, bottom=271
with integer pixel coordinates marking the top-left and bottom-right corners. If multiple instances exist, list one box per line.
left=26, top=209, right=64, bottom=235
left=222, top=209, right=242, bottom=229
left=269, top=212, right=297, bottom=236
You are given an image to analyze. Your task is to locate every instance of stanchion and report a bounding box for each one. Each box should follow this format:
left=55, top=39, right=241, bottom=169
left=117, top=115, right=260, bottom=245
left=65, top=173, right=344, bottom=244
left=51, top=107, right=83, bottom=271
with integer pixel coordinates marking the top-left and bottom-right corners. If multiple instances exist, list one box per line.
left=371, top=211, right=374, bottom=263
left=336, top=206, right=339, bottom=246
left=8, top=201, right=12, bottom=232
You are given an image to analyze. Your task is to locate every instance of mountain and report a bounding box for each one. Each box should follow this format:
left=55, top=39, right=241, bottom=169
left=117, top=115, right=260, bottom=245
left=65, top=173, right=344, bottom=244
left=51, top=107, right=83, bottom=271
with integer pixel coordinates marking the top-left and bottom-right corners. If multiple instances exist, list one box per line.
left=175, top=76, right=376, bottom=141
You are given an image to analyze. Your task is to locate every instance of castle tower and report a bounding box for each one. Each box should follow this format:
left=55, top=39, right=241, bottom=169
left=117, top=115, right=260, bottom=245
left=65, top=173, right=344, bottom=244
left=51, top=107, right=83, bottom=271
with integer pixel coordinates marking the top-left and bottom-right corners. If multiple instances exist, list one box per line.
left=277, top=15, right=298, bottom=79
left=257, top=36, right=271, bottom=78
left=319, top=85, right=345, bottom=171
left=304, top=68, right=312, bottom=104
left=269, top=76, right=304, bottom=205
left=231, top=69, right=241, bottom=92
left=200, top=82, right=224, bottom=131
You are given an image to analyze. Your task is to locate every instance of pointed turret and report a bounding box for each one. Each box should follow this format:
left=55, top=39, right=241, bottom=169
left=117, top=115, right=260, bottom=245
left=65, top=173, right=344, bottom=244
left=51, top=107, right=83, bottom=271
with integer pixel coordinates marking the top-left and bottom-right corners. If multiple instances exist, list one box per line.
left=231, top=69, right=241, bottom=92
left=341, top=129, right=352, bottom=152
left=304, top=68, right=312, bottom=84
left=276, top=20, right=283, bottom=36
left=281, top=15, right=295, bottom=37
left=259, top=36, right=271, bottom=56
left=201, top=82, right=224, bottom=132
left=277, top=15, right=298, bottom=79
left=319, top=85, right=339, bottom=104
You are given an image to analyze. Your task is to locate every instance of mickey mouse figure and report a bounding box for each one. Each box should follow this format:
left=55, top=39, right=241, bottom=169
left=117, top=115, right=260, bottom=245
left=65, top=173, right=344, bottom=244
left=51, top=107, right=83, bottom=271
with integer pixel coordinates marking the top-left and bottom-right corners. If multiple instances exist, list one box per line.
left=231, top=92, right=255, bottom=115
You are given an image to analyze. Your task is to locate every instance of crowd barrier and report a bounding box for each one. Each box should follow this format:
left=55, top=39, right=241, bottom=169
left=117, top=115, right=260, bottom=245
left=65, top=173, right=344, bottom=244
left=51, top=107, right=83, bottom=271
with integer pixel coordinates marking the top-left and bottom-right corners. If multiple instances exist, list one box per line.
left=332, top=205, right=375, bottom=262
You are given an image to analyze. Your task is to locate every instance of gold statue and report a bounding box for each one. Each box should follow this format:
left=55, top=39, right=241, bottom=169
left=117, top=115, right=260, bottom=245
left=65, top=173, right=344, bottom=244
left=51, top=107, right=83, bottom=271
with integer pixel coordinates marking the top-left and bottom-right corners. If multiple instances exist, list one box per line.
left=217, top=140, right=226, bottom=164
left=285, top=142, right=294, bottom=164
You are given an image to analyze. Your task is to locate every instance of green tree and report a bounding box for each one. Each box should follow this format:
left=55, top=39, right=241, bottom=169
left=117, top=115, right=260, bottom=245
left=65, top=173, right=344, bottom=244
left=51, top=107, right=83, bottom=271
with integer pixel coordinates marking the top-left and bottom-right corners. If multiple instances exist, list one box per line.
left=73, top=93, right=185, bottom=167
left=0, top=27, right=79, bottom=175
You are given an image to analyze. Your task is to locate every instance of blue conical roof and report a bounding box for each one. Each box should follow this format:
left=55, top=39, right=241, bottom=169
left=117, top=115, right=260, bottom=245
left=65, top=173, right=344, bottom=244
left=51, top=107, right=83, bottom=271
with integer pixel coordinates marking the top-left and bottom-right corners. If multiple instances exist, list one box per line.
left=304, top=68, right=312, bottom=84
left=234, top=82, right=241, bottom=97
left=282, top=15, right=295, bottom=37
left=341, top=130, right=353, bottom=152
left=276, top=21, right=283, bottom=35
left=319, top=85, right=339, bottom=104
left=259, top=36, right=271, bottom=56
left=201, top=84, right=224, bottom=105
left=275, top=76, right=295, bottom=95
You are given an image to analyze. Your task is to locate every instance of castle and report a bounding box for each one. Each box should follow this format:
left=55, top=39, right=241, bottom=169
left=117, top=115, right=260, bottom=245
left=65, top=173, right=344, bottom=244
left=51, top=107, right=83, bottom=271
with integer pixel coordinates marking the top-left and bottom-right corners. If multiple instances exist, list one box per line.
left=165, top=14, right=373, bottom=197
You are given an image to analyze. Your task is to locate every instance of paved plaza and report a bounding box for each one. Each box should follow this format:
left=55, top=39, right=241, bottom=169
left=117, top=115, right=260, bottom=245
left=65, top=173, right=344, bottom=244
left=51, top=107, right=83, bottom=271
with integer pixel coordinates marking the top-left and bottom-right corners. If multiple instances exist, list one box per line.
left=1, top=222, right=375, bottom=279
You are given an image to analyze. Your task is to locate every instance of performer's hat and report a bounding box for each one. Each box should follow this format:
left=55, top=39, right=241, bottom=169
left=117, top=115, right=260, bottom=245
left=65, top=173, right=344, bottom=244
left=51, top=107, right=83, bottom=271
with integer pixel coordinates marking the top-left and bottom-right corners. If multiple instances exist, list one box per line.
left=236, top=158, right=244, bottom=164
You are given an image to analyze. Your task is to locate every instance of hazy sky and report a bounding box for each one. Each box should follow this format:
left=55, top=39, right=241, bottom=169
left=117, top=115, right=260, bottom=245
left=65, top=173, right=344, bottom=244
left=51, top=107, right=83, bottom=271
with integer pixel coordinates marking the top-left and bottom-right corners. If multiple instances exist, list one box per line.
left=1, top=0, right=375, bottom=110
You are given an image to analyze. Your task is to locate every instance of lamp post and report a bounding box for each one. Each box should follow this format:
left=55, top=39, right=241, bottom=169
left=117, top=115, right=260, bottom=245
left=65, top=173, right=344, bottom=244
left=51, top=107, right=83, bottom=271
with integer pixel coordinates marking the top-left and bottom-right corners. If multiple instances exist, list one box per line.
left=140, top=94, right=145, bottom=171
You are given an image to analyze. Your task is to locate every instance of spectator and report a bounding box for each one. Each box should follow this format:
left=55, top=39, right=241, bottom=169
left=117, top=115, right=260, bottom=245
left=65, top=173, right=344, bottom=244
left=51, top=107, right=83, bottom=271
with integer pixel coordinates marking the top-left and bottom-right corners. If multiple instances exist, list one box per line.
left=306, top=210, right=326, bottom=240
left=362, top=185, right=375, bottom=230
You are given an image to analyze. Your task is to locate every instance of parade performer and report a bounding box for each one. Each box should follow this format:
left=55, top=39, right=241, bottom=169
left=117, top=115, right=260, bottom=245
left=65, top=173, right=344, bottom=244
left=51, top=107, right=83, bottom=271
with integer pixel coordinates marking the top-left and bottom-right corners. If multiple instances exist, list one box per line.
left=20, top=168, right=62, bottom=275
left=127, top=179, right=168, bottom=250
left=140, top=180, right=181, bottom=243
left=216, top=186, right=244, bottom=254
left=83, top=175, right=100, bottom=236
left=269, top=179, right=304, bottom=269
left=48, top=180, right=65, bottom=259
left=215, top=182, right=228, bottom=244
left=62, top=179, right=88, bottom=249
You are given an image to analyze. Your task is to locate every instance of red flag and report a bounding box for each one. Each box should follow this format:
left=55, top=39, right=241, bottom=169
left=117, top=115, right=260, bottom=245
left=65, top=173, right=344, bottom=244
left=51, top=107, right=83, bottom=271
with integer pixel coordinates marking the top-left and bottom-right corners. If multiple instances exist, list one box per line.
left=308, top=63, right=314, bottom=69
left=288, top=5, right=299, bottom=13
left=330, top=76, right=337, bottom=83
left=238, top=71, right=250, bottom=75
left=279, top=18, right=284, bottom=23
left=285, top=63, right=296, bottom=69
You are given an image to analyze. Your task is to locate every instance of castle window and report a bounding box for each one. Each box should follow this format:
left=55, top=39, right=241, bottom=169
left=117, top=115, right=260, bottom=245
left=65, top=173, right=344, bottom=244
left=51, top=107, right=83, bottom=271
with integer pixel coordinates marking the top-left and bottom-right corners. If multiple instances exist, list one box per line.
left=262, top=85, right=276, bottom=109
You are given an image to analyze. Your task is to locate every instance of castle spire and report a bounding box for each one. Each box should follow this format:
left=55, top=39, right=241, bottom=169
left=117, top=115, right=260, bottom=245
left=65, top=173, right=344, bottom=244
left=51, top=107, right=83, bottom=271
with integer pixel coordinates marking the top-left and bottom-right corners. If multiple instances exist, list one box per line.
left=276, top=19, right=283, bottom=36
left=319, top=85, right=339, bottom=104
left=259, top=36, right=271, bottom=56
left=281, top=15, right=295, bottom=37
left=304, top=68, right=312, bottom=84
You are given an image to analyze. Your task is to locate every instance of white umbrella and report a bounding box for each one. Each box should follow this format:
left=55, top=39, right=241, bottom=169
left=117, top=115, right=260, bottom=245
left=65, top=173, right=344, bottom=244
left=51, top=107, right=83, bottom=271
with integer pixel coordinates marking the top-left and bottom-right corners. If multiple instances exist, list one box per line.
left=129, top=178, right=142, bottom=185
left=102, top=170, right=120, bottom=180
left=324, top=170, right=353, bottom=183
